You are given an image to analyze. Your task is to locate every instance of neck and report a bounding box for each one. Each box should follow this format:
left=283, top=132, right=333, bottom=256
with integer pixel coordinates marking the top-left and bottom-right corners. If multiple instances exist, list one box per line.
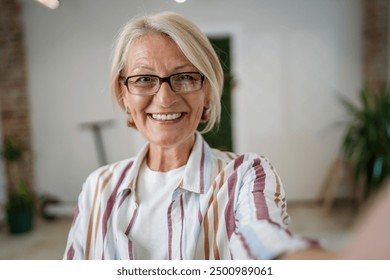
left=146, top=134, right=195, bottom=172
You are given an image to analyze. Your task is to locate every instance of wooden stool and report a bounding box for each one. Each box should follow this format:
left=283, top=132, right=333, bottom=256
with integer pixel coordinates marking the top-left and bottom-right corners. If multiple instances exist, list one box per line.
left=318, top=158, right=363, bottom=213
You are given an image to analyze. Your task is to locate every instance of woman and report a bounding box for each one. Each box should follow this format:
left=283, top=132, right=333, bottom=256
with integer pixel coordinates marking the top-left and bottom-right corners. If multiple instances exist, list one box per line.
left=63, top=11, right=328, bottom=260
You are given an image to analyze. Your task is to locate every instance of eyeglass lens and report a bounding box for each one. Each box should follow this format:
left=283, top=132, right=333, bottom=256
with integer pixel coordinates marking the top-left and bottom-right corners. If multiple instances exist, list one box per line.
left=125, top=72, right=203, bottom=95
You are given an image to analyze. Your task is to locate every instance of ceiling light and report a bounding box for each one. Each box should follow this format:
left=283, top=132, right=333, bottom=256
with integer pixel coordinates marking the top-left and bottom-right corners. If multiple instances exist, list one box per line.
left=35, top=0, right=60, bottom=9
left=175, top=0, right=187, bottom=3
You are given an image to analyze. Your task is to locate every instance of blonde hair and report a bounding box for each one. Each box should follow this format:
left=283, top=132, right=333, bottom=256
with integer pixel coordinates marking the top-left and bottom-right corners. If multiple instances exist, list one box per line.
left=111, top=11, right=224, bottom=133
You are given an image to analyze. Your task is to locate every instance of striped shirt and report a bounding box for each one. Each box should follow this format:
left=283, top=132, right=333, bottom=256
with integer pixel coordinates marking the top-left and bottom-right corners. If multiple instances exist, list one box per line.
left=64, top=132, right=312, bottom=260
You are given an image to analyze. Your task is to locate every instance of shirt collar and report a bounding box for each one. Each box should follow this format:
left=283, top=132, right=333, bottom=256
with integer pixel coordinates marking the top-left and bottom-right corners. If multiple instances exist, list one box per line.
left=116, top=131, right=212, bottom=198
left=181, top=131, right=212, bottom=194
left=116, top=141, right=149, bottom=198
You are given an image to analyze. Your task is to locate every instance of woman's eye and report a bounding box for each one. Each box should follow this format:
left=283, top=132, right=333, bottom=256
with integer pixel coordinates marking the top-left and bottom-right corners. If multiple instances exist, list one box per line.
left=177, top=74, right=195, bottom=81
left=136, top=76, right=153, bottom=83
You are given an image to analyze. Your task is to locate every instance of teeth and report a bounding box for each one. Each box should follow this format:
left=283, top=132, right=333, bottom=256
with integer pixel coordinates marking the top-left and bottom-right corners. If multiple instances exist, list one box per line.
left=151, top=113, right=182, bottom=121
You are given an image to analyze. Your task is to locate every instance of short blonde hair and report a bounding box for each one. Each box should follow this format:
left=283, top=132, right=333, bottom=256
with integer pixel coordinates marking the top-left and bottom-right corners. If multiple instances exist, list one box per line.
left=111, top=11, right=224, bottom=133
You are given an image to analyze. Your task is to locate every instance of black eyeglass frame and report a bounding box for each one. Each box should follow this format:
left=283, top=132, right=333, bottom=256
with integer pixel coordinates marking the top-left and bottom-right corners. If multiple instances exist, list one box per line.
left=122, top=71, right=205, bottom=96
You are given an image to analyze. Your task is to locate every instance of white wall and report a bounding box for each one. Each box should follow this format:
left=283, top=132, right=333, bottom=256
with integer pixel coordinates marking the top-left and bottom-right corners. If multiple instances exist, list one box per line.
left=20, top=0, right=362, bottom=205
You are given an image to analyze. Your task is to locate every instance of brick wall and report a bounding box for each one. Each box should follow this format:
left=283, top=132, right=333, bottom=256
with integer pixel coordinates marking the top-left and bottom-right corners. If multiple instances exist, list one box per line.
left=0, top=0, right=34, bottom=194
left=363, top=0, right=389, bottom=91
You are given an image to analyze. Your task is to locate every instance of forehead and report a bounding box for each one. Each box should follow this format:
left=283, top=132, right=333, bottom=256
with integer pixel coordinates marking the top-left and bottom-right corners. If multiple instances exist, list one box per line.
left=125, top=34, right=194, bottom=73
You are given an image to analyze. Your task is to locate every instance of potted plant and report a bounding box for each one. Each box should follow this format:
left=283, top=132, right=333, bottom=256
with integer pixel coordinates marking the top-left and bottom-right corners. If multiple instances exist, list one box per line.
left=340, top=86, right=390, bottom=199
left=6, top=179, right=35, bottom=234
left=1, top=137, right=35, bottom=234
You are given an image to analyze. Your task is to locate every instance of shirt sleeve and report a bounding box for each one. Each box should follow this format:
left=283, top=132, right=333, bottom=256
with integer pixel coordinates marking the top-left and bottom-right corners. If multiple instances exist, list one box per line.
left=63, top=181, right=89, bottom=260
left=229, top=154, right=315, bottom=259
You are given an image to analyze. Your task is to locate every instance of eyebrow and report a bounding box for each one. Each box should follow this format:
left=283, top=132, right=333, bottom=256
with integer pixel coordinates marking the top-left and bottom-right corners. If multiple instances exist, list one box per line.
left=172, top=64, right=196, bottom=72
left=128, top=64, right=196, bottom=75
left=129, top=66, right=154, bottom=73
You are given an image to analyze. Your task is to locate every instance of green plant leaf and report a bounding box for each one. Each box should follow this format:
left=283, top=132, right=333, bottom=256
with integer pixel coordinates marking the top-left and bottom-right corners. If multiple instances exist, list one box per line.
left=1, top=138, right=23, bottom=162
left=340, top=86, right=390, bottom=198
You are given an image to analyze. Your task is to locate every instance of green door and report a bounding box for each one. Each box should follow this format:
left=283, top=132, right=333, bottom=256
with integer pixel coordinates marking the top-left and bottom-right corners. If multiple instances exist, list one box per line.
left=199, top=37, right=234, bottom=152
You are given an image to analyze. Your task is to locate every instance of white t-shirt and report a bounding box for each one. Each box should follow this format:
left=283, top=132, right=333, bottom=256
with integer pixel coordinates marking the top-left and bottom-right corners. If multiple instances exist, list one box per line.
left=131, top=160, right=185, bottom=259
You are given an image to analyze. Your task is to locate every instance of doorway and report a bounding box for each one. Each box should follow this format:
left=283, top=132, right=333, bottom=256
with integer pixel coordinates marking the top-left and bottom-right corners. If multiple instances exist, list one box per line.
left=199, top=36, right=234, bottom=152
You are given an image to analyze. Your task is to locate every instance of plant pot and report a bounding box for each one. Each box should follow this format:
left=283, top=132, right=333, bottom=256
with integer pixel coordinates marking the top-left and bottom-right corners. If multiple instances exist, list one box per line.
left=7, top=209, right=34, bottom=234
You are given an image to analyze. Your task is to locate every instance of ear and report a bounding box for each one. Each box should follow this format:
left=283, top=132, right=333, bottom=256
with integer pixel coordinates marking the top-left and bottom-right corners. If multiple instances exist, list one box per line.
left=118, top=79, right=128, bottom=110
left=201, top=106, right=210, bottom=122
left=121, top=88, right=131, bottom=114
left=203, top=82, right=211, bottom=107
left=201, top=95, right=210, bottom=122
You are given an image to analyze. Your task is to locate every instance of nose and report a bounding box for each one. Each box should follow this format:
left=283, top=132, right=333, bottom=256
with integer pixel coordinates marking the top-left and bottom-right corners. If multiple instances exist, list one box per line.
left=154, top=82, right=179, bottom=108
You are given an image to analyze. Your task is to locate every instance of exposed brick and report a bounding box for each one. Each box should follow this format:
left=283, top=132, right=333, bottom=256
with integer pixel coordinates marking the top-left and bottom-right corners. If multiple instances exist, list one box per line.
left=0, top=0, right=34, bottom=194
left=363, top=0, right=389, bottom=92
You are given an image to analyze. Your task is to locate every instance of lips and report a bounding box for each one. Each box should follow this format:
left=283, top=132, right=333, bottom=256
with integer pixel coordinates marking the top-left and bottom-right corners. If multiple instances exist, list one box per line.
left=149, top=113, right=184, bottom=121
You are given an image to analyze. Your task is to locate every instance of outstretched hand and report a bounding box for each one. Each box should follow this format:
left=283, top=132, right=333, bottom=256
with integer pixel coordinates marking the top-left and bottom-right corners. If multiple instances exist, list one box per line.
left=340, top=180, right=390, bottom=259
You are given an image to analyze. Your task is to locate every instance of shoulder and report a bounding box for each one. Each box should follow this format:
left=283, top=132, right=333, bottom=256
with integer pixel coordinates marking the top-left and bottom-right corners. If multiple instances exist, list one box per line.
left=87, top=157, right=135, bottom=180
left=209, top=147, right=281, bottom=185
left=210, top=148, right=274, bottom=172
left=210, top=147, right=239, bottom=163
left=82, top=157, right=136, bottom=195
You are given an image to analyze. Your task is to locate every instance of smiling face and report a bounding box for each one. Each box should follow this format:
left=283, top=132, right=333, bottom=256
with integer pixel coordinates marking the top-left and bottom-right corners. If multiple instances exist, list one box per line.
left=121, top=34, right=209, bottom=149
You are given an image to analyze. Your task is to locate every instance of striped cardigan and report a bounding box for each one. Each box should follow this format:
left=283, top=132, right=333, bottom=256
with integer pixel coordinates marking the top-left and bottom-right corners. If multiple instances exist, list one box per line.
left=64, top=132, right=311, bottom=259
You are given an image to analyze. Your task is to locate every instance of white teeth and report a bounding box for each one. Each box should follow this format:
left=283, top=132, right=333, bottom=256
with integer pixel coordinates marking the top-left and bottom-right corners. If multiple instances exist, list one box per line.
left=151, top=113, right=182, bottom=121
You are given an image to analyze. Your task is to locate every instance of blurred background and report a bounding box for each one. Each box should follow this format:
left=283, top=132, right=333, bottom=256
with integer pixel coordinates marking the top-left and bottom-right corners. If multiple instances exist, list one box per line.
left=0, top=0, right=389, bottom=259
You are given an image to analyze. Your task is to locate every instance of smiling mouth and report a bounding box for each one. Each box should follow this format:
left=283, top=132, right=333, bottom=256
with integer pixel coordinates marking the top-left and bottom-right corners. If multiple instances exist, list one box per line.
left=149, top=113, right=184, bottom=121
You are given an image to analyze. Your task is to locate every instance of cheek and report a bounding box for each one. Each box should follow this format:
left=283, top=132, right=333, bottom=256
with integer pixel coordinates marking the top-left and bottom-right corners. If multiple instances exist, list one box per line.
left=124, top=95, right=149, bottom=114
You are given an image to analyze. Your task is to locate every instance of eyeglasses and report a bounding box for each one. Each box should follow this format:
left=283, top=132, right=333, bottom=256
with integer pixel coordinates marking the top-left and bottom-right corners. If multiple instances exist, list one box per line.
left=123, top=72, right=205, bottom=96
